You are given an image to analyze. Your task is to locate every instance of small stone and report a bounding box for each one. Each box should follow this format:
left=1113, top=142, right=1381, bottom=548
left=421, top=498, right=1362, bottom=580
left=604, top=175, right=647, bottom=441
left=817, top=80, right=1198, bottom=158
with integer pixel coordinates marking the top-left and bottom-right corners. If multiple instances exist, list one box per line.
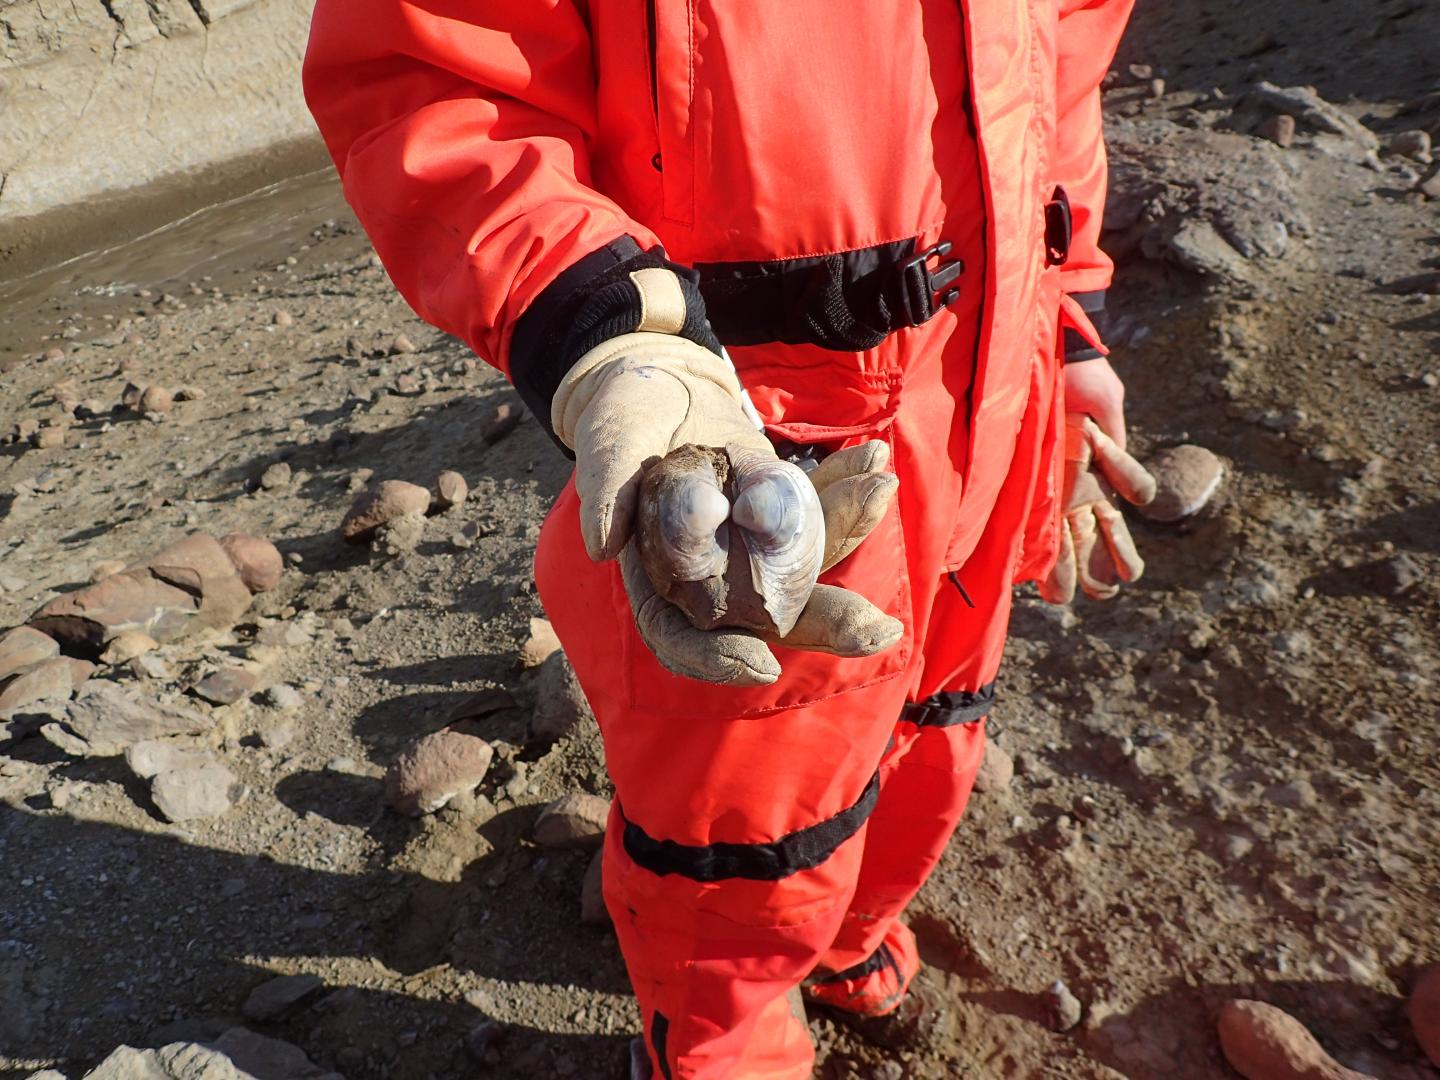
left=384, top=729, right=495, bottom=816
left=260, top=684, right=303, bottom=711
left=531, top=651, right=594, bottom=741
left=1417, top=162, right=1440, bottom=199
left=1409, top=965, right=1440, bottom=1068
left=124, top=740, right=214, bottom=780
left=1220, top=833, right=1254, bottom=861
left=131, top=652, right=175, bottom=681
left=100, top=630, right=158, bottom=665
left=1258, top=113, right=1296, bottom=148
left=259, top=724, right=296, bottom=750
left=581, top=849, right=609, bottom=925
left=394, top=373, right=420, bottom=395
left=1367, top=554, right=1422, bottom=597
left=435, top=470, right=469, bottom=510
left=534, top=792, right=611, bottom=849
left=1219, top=999, right=1374, bottom=1079
left=449, top=531, right=473, bottom=551
left=32, top=426, right=66, bottom=449
left=518, top=617, right=561, bottom=669
left=151, top=763, right=239, bottom=821
left=0, top=626, right=59, bottom=681
left=375, top=511, right=426, bottom=555
left=1126, top=63, right=1153, bottom=81
left=482, top=402, right=523, bottom=444
left=192, top=668, right=258, bottom=706
left=259, top=462, right=291, bottom=490
left=243, top=973, right=325, bottom=1021
left=340, top=480, right=432, bottom=543
left=0, top=657, right=91, bottom=716
left=273, top=310, right=294, bottom=327
left=1138, top=445, right=1226, bottom=522
left=42, top=346, right=65, bottom=362
left=972, top=741, right=1014, bottom=794
left=1390, top=130, right=1433, bottom=162
left=392, top=333, right=418, bottom=354
left=1047, top=980, right=1083, bottom=1032
left=174, top=386, right=207, bottom=402
left=139, top=385, right=174, bottom=414
left=1147, top=77, right=1165, bottom=99
left=1266, top=779, right=1318, bottom=810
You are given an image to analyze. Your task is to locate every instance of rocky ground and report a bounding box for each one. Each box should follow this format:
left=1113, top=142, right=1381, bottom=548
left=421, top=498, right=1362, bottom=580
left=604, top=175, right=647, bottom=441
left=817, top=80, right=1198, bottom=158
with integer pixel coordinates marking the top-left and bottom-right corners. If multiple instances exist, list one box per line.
left=2, top=2, right=1439, bottom=1078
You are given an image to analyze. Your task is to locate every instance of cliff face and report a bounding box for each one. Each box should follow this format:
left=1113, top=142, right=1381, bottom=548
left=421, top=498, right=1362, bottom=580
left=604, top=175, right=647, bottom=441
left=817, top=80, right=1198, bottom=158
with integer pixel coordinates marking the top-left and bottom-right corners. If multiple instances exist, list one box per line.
left=0, top=0, right=318, bottom=224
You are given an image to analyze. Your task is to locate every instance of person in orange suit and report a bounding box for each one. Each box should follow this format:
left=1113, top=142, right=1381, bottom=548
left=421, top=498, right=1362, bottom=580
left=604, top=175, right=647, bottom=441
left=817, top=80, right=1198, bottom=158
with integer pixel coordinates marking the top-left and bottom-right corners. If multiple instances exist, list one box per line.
left=304, top=2, right=1153, bottom=1075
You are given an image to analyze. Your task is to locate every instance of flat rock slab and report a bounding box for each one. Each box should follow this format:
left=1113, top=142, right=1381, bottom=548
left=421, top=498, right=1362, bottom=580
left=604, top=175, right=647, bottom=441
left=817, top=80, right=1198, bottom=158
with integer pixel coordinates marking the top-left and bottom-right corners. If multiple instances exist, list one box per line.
left=49, top=681, right=214, bottom=756
left=0, top=657, right=93, bottom=716
left=241, top=973, right=324, bottom=1022
left=192, top=668, right=258, bottom=706
left=0, top=626, right=58, bottom=681
left=210, top=1026, right=337, bottom=1080
left=151, top=764, right=239, bottom=822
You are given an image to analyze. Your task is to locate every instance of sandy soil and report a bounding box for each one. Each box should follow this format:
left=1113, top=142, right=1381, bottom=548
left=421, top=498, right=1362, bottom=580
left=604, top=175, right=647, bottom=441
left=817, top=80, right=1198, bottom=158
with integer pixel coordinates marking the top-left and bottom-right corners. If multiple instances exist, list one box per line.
left=1, top=2, right=1438, bottom=1078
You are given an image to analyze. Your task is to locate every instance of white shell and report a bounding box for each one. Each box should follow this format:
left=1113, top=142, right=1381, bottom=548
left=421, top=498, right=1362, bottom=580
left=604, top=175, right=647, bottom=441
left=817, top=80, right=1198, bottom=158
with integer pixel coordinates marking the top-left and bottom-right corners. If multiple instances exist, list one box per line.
left=726, top=444, right=824, bottom=636
left=654, top=457, right=731, bottom=581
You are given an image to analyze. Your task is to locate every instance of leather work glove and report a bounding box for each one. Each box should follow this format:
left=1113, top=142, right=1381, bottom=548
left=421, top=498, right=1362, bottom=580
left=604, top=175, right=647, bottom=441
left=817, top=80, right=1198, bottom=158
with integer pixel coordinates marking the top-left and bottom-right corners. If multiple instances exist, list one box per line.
left=551, top=268, right=902, bottom=687
left=1040, top=414, right=1158, bottom=604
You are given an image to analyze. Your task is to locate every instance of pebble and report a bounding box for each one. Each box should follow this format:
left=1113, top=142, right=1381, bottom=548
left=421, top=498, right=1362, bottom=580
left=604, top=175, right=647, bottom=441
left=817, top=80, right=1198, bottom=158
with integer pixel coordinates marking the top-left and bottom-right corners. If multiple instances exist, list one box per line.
left=340, top=480, right=431, bottom=543
left=1266, top=779, right=1318, bottom=810
left=259, top=462, right=292, bottom=490
left=482, top=402, right=523, bottom=444
left=192, top=667, right=258, bottom=706
left=534, top=792, right=611, bottom=849
left=1138, top=445, right=1225, bottom=522
left=972, top=741, right=1014, bottom=794
left=242, top=972, right=324, bottom=1021
left=518, top=617, right=562, bottom=669
left=273, top=310, right=294, bottom=327
left=1258, top=113, right=1296, bottom=148
left=392, top=333, right=418, bottom=354
left=1410, top=965, right=1440, bottom=1067
left=384, top=729, right=495, bottom=816
left=32, top=426, right=66, bottom=449
left=435, top=470, right=469, bottom=510
left=1220, top=833, right=1255, bottom=861
left=151, top=763, right=239, bottom=822
left=1390, top=130, right=1433, bottom=162
left=258, top=724, right=296, bottom=751
left=1047, top=980, right=1083, bottom=1032
left=1218, top=999, right=1374, bottom=1079
left=139, top=385, right=174, bottom=414
left=531, top=651, right=594, bottom=741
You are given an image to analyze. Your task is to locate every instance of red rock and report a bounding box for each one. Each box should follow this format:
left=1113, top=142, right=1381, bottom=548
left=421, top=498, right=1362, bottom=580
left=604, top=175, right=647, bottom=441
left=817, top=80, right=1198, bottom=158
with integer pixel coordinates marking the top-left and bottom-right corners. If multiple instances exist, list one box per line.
left=434, top=470, right=468, bottom=511
left=0, top=626, right=60, bottom=681
left=1138, top=445, right=1226, bottom=522
left=220, top=533, right=284, bottom=593
left=140, top=385, right=174, bottom=414
left=31, top=568, right=201, bottom=654
left=340, top=480, right=432, bottom=543
left=384, top=730, right=494, bottom=816
left=191, top=667, right=257, bottom=706
left=0, top=657, right=91, bottom=715
left=1409, top=965, right=1440, bottom=1067
left=1218, top=1000, right=1373, bottom=1080
left=534, top=792, right=610, bottom=850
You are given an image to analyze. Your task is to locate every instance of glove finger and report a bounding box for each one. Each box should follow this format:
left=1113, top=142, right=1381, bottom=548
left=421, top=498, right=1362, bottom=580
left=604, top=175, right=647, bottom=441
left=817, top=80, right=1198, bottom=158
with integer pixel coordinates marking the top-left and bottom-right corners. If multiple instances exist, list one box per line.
left=572, top=373, right=688, bottom=561
left=619, top=543, right=780, bottom=686
left=1071, top=507, right=1121, bottom=601
left=807, top=440, right=891, bottom=493
left=1083, top=418, right=1157, bottom=507
left=1093, top=498, right=1146, bottom=584
left=1040, top=522, right=1078, bottom=605
left=819, top=472, right=899, bottom=572
left=764, top=584, right=903, bottom=657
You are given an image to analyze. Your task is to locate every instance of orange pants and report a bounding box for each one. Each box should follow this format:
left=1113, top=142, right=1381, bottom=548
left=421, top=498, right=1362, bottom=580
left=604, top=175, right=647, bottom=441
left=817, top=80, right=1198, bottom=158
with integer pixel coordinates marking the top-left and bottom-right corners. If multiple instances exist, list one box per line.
left=535, top=274, right=1056, bottom=1076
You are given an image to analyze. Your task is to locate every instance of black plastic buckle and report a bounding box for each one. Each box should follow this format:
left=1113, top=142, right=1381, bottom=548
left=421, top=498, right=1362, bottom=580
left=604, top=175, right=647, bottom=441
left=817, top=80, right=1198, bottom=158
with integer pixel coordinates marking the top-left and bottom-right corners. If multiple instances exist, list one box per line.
left=896, top=240, right=964, bottom=329
left=1044, top=185, right=1072, bottom=267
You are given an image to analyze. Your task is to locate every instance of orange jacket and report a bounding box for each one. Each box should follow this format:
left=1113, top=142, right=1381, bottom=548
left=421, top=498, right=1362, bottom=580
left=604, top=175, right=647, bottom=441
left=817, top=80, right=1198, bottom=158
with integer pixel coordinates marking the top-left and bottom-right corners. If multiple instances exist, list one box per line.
left=303, top=0, right=1132, bottom=578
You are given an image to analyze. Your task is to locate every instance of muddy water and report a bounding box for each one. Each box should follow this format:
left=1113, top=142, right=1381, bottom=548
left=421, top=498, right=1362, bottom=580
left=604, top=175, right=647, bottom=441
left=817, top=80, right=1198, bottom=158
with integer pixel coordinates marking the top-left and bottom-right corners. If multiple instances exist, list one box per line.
left=0, top=164, right=352, bottom=374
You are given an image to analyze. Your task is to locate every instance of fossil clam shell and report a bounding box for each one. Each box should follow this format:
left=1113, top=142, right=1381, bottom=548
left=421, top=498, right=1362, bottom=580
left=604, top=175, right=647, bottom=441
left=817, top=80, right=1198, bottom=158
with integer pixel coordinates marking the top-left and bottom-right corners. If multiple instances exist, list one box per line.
left=636, top=443, right=824, bottom=637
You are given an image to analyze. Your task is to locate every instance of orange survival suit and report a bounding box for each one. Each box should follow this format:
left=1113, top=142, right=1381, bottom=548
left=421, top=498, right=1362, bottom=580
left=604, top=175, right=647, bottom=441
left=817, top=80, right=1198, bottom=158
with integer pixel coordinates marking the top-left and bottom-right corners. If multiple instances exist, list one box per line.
left=304, top=1, right=1133, bottom=1075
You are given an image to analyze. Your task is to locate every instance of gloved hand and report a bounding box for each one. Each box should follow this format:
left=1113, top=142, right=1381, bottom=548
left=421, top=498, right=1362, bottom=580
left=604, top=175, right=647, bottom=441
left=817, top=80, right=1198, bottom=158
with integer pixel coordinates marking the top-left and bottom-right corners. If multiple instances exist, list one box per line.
left=552, top=274, right=901, bottom=686
left=1040, top=414, right=1157, bottom=604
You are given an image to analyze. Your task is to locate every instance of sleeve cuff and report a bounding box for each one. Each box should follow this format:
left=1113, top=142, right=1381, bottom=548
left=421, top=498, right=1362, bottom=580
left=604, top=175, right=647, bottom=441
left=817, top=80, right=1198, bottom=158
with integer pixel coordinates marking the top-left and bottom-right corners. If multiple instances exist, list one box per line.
left=1061, top=288, right=1109, bottom=363
left=509, top=236, right=722, bottom=453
